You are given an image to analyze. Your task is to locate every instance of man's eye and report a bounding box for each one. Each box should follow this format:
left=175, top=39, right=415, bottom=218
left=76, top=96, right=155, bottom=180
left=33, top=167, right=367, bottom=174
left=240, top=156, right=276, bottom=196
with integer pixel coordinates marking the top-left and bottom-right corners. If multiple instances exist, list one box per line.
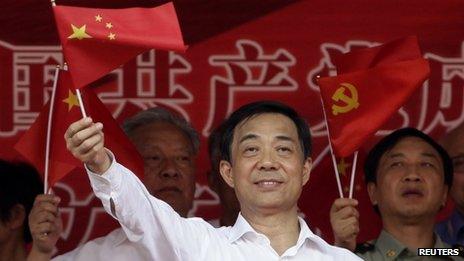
left=420, top=162, right=435, bottom=168
left=390, top=162, right=404, bottom=168
left=244, top=147, right=259, bottom=154
left=177, top=156, right=190, bottom=162
left=277, top=147, right=291, bottom=153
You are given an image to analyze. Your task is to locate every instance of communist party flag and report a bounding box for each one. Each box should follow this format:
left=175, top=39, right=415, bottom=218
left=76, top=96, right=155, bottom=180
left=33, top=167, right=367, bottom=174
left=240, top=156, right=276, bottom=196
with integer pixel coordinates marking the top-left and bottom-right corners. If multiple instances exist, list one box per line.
left=15, top=69, right=144, bottom=187
left=53, top=2, right=186, bottom=88
left=333, top=36, right=422, bottom=74
left=318, top=39, right=430, bottom=157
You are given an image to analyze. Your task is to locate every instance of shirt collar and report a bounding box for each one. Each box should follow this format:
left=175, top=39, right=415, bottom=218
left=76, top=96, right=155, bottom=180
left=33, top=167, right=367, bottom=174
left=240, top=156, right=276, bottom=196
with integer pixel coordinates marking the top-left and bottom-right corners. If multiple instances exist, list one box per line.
left=228, top=213, right=256, bottom=243
left=228, top=213, right=324, bottom=251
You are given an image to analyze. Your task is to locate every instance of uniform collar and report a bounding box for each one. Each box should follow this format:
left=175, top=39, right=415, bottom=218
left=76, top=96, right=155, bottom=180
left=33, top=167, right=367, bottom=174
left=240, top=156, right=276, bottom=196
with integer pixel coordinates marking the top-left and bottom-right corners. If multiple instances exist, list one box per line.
left=376, top=229, right=450, bottom=259
left=376, top=230, right=409, bottom=259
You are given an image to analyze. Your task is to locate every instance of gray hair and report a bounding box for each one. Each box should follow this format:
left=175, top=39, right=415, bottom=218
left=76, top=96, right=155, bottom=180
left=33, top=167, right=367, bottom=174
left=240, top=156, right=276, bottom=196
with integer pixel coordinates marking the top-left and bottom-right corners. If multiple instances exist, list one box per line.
left=122, top=107, right=200, bottom=154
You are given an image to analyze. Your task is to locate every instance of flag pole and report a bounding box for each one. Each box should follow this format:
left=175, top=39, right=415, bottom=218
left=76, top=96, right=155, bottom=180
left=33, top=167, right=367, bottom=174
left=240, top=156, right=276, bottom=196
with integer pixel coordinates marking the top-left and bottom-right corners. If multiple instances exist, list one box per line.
left=44, top=65, right=61, bottom=194
left=62, top=63, right=88, bottom=118
left=317, top=90, right=344, bottom=198
left=75, top=89, right=87, bottom=118
left=348, top=151, right=358, bottom=199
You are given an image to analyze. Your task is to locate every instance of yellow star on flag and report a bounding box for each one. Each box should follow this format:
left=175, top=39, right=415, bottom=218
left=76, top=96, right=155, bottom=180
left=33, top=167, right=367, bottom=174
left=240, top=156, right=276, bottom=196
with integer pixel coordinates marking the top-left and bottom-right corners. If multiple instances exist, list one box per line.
left=68, top=24, right=92, bottom=40
left=62, top=90, right=80, bottom=111
left=108, top=33, right=116, bottom=40
left=105, top=22, right=113, bottom=29
left=337, top=158, right=351, bottom=177
left=95, top=15, right=103, bottom=22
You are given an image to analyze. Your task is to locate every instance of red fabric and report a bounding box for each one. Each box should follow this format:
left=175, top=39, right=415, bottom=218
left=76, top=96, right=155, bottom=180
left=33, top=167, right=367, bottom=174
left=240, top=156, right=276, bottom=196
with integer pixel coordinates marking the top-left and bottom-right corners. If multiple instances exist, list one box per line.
left=15, top=70, right=144, bottom=187
left=333, top=36, right=422, bottom=74
left=53, top=2, right=186, bottom=88
left=318, top=58, right=430, bottom=157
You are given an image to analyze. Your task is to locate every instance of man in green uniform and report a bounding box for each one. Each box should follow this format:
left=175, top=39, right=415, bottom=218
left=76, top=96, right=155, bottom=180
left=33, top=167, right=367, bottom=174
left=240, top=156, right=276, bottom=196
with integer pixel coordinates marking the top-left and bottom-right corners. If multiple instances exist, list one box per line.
left=330, top=128, right=463, bottom=260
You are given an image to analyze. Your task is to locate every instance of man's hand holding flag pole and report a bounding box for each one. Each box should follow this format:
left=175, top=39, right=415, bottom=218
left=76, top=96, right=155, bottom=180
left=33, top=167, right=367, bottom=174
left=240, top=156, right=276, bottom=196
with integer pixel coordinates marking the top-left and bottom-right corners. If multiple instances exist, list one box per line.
left=15, top=0, right=186, bottom=193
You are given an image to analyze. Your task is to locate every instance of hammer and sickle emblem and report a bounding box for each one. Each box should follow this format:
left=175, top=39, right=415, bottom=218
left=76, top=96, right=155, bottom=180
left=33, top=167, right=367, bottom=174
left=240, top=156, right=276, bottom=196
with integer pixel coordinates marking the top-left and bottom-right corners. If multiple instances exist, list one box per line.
left=331, top=82, right=360, bottom=115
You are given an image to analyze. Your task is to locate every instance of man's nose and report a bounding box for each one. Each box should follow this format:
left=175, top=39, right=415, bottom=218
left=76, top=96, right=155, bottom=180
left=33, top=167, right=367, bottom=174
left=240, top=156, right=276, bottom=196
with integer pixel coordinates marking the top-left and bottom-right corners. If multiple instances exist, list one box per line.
left=159, top=158, right=180, bottom=178
left=403, top=165, right=422, bottom=182
left=257, top=150, right=279, bottom=171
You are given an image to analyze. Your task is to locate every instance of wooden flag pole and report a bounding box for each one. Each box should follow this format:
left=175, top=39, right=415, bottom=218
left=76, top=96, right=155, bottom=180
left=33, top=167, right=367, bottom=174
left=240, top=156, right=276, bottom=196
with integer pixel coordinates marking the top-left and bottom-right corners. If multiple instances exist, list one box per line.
left=44, top=65, right=61, bottom=194
left=348, top=151, right=358, bottom=199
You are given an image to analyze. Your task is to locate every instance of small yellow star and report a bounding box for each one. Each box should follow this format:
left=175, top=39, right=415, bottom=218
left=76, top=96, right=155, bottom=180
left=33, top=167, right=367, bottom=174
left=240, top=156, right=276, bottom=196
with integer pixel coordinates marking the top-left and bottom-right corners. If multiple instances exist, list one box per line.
left=95, top=15, right=102, bottom=22
left=67, top=24, right=92, bottom=40
left=337, top=158, right=352, bottom=176
left=105, top=22, right=113, bottom=29
left=62, top=90, right=80, bottom=111
left=108, top=33, right=116, bottom=40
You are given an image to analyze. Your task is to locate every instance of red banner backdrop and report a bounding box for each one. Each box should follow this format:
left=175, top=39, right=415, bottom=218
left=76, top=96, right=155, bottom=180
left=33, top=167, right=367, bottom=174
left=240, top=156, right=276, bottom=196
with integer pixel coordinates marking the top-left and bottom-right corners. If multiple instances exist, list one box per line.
left=1, top=0, right=463, bottom=255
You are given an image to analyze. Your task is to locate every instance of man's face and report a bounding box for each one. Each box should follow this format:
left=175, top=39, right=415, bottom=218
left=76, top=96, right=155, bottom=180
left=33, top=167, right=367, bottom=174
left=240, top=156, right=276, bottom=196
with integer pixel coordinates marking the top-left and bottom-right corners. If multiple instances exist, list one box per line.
left=130, top=121, right=196, bottom=217
left=368, top=137, right=447, bottom=220
left=445, top=127, right=464, bottom=212
left=220, top=113, right=311, bottom=215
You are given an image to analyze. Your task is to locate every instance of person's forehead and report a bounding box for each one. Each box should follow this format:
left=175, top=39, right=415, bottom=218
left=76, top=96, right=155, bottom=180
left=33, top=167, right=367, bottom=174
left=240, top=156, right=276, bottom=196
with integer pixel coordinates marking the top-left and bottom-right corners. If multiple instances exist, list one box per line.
left=233, top=113, right=298, bottom=139
left=381, top=136, right=440, bottom=160
left=132, top=122, right=192, bottom=149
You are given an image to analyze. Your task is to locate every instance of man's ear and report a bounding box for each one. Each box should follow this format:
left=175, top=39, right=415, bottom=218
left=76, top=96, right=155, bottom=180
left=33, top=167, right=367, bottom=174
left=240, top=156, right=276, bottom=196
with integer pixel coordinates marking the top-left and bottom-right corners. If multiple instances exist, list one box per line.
left=7, top=204, right=26, bottom=230
left=219, top=160, right=234, bottom=188
left=367, top=182, right=378, bottom=205
left=302, top=157, right=312, bottom=186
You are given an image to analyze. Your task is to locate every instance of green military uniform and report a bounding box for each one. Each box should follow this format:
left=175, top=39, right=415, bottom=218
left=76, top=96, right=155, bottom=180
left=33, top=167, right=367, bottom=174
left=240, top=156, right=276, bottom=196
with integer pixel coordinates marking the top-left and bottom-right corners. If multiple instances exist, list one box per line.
left=355, top=230, right=464, bottom=260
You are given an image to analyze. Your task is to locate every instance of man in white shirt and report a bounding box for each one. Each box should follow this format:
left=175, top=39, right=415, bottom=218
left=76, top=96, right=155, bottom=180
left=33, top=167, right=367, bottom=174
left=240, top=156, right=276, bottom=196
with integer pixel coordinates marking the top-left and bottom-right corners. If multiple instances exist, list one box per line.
left=27, top=108, right=199, bottom=260
left=34, top=101, right=360, bottom=260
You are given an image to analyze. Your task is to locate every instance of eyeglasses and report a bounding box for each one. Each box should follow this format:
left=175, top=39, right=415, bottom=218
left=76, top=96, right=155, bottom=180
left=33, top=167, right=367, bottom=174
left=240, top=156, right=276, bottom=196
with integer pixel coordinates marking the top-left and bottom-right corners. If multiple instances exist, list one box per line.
left=452, top=156, right=464, bottom=174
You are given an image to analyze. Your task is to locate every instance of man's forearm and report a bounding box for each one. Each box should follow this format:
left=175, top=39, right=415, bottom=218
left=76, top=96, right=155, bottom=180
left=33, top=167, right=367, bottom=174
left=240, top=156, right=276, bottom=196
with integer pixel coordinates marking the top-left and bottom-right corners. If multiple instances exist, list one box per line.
left=85, top=149, right=112, bottom=175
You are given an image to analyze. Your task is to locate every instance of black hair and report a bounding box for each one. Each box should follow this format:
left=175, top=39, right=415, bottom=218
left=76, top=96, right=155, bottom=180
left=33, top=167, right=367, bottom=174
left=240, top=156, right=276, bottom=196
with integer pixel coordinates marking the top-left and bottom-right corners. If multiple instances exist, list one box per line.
left=219, top=101, right=311, bottom=163
left=208, top=123, right=224, bottom=173
left=364, top=127, right=453, bottom=187
left=0, top=159, right=43, bottom=243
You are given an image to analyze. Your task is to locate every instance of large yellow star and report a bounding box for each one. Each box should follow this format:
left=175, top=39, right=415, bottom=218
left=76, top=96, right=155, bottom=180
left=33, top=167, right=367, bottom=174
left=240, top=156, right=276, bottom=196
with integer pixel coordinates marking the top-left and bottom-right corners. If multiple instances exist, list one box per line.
left=62, top=90, right=80, bottom=111
left=67, top=24, right=92, bottom=40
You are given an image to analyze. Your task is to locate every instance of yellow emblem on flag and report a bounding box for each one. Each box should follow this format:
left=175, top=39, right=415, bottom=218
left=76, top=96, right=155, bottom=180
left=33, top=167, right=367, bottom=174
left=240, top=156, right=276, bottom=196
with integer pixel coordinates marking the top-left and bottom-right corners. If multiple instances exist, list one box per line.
left=62, top=90, right=80, bottom=111
left=68, top=24, right=92, bottom=40
left=331, top=82, right=359, bottom=115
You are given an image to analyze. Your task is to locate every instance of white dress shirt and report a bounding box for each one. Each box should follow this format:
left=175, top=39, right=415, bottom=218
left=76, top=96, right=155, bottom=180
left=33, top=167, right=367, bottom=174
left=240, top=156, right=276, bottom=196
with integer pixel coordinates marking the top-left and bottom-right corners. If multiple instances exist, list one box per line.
left=52, top=228, right=151, bottom=261
left=85, top=156, right=361, bottom=261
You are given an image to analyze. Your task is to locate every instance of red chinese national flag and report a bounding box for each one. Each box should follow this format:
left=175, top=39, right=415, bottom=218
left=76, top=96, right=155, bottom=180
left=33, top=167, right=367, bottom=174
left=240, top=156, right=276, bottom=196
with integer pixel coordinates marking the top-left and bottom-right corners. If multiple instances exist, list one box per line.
left=318, top=58, right=430, bottom=157
left=15, top=69, right=144, bottom=187
left=53, top=2, right=186, bottom=88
